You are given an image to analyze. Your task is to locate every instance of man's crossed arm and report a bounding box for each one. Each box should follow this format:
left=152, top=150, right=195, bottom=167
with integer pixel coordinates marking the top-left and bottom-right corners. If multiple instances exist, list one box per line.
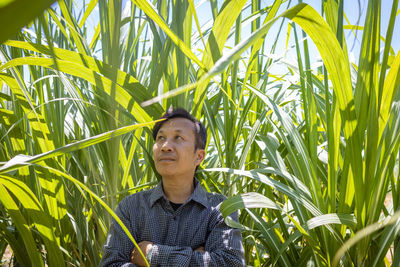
left=99, top=201, right=244, bottom=267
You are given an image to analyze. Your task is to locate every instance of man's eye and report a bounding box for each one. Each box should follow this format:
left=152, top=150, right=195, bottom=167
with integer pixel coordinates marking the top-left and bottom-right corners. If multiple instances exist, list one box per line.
left=175, top=135, right=183, bottom=140
left=157, top=136, right=165, bottom=141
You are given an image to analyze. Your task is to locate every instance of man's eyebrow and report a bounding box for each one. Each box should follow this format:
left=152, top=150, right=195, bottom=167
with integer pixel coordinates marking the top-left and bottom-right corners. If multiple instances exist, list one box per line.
left=158, top=129, right=185, bottom=133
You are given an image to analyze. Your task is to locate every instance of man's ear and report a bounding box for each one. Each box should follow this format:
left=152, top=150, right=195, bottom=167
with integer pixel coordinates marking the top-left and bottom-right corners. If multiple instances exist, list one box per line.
left=195, top=149, right=205, bottom=165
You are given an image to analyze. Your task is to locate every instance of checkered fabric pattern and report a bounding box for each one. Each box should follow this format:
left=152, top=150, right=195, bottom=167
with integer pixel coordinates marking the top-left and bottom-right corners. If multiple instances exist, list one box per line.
left=100, top=179, right=245, bottom=267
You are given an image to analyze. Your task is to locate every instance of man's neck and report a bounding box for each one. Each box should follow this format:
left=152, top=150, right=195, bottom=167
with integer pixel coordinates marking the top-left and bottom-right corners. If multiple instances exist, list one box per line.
left=162, top=176, right=195, bottom=204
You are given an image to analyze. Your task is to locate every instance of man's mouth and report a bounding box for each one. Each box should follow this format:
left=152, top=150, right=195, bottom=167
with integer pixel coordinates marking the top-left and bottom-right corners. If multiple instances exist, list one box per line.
left=159, top=157, right=176, bottom=162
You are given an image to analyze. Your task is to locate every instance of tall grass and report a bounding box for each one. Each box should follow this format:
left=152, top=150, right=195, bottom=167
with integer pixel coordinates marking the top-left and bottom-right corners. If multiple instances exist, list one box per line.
left=0, top=0, right=400, bottom=266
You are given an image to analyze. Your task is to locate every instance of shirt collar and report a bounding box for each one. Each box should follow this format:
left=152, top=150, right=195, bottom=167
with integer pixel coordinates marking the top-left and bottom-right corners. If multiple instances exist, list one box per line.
left=189, top=179, right=208, bottom=208
left=149, top=179, right=208, bottom=208
left=149, top=182, right=165, bottom=207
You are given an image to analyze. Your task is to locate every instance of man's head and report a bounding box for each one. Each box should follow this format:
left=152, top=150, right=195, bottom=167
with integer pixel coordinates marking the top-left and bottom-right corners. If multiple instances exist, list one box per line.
left=152, top=108, right=207, bottom=150
left=152, top=108, right=207, bottom=179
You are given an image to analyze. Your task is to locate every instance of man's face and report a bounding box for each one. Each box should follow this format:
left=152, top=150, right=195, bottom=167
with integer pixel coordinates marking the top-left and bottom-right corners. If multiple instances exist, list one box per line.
left=153, top=118, right=205, bottom=179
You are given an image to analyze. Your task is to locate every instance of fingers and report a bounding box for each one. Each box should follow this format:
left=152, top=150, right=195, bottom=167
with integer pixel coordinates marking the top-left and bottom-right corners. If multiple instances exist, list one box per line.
left=194, top=246, right=205, bottom=253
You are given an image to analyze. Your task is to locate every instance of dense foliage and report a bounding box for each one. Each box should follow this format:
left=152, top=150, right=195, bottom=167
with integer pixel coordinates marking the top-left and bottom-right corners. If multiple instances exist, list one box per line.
left=0, top=0, right=400, bottom=266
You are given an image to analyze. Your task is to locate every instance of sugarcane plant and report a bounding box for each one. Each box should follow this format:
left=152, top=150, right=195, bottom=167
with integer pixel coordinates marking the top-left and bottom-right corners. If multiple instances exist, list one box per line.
left=0, top=0, right=399, bottom=266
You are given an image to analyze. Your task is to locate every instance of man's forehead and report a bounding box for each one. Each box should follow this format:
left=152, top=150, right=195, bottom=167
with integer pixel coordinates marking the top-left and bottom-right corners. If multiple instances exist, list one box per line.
left=158, top=118, right=195, bottom=132
left=158, top=128, right=185, bottom=133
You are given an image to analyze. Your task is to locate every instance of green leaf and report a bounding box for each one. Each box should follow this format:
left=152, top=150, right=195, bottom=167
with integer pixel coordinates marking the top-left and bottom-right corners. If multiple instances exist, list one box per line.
left=78, top=0, right=98, bottom=28
left=0, top=108, right=26, bottom=154
left=220, top=192, right=280, bottom=218
left=131, top=0, right=204, bottom=70
left=0, top=183, right=44, bottom=266
left=3, top=40, right=163, bottom=117
left=306, top=213, right=357, bottom=230
left=0, top=174, right=65, bottom=266
left=36, top=164, right=150, bottom=267
left=0, top=58, right=155, bottom=122
left=194, top=0, right=248, bottom=108
left=205, top=167, right=322, bottom=216
left=379, top=50, right=400, bottom=131
left=0, top=73, right=67, bottom=221
left=0, top=0, right=56, bottom=43
left=333, top=210, right=400, bottom=267
left=0, top=119, right=160, bottom=173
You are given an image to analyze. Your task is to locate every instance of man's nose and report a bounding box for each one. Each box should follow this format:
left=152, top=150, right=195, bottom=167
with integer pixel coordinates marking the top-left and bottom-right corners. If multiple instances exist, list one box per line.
left=161, top=139, right=173, bottom=151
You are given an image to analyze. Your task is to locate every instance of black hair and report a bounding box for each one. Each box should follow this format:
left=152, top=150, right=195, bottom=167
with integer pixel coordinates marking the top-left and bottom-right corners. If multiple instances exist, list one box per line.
left=152, top=108, right=207, bottom=150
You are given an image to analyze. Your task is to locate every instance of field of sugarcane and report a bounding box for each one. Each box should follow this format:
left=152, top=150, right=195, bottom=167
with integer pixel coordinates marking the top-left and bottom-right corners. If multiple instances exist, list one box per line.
left=1, top=0, right=400, bottom=266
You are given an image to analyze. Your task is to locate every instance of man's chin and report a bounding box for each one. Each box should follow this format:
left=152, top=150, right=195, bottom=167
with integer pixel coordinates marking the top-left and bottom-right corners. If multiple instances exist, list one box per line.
left=156, top=167, right=176, bottom=177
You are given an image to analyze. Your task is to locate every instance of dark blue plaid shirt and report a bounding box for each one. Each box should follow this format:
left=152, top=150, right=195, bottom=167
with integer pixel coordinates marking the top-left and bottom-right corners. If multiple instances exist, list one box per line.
left=100, top=179, right=245, bottom=266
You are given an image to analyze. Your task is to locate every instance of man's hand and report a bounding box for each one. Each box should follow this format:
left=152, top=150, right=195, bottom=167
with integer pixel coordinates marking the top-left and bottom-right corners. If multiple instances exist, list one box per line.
left=194, top=246, right=205, bottom=253
left=130, top=241, right=153, bottom=267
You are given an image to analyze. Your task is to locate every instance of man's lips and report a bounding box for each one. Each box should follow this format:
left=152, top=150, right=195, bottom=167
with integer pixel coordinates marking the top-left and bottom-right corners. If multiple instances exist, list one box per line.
left=158, top=157, right=176, bottom=162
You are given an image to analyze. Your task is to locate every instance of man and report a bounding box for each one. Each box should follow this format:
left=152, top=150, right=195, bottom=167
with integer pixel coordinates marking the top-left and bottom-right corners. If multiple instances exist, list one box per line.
left=100, top=108, right=244, bottom=266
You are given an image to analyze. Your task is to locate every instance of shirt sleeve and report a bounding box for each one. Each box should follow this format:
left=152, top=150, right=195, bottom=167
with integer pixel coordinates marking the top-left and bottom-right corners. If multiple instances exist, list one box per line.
left=99, top=198, right=137, bottom=267
left=149, top=211, right=245, bottom=267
